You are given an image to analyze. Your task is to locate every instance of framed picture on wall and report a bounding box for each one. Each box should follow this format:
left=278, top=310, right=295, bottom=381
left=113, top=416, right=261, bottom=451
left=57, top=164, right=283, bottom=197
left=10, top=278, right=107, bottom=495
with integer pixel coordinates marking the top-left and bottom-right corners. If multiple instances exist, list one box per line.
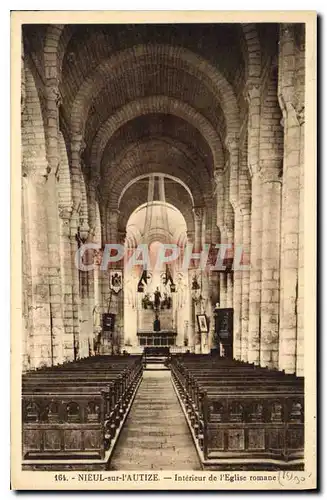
left=197, top=314, right=208, bottom=333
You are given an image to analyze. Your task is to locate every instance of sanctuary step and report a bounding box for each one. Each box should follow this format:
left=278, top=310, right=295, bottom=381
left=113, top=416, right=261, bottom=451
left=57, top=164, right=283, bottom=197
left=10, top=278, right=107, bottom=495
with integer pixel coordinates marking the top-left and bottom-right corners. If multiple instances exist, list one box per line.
left=143, top=346, right=170, bottom=370
left=109, top=371, right=201, bottom=470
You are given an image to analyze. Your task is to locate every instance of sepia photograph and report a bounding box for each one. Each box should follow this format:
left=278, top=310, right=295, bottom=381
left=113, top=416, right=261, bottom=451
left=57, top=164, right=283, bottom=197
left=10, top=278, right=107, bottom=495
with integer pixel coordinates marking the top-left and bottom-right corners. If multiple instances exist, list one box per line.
left=10, top=10, right=316, bottom=490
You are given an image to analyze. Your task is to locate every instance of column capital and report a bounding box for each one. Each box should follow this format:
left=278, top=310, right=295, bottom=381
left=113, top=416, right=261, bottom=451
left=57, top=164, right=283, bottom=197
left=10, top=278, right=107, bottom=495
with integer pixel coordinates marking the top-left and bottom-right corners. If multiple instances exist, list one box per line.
left=90, top=174, right=101, bottom=189
left=258, top=159, right=283, bottom=183
left=79, top=217, right=90, bottom=241
left=234, top=200, right=251, bottom=216
left=47, top=84, right=62, bottom=108
left=58, top=203, right=73, bottom=220
left=22, top=158, right=51, bottom=180
left=108, top=208, right=120, bottom=219
left=280, top=23, right=296, bottom=40
left=243, top=79, right=262, bottom=104
left=71, top=135, right=86, bottom=155
left=193, top=206, right=204, bottom=222
left=118, top=229, right=127, bottom=244
left=223, top=226, right=234, bottom=242
left=225, top=133, right=239, bottom=153
left=187, top=229, right=195, bottom=242
left=213, top=169, right=224, bottom=186
left=296, top=106, right=305, bottom=126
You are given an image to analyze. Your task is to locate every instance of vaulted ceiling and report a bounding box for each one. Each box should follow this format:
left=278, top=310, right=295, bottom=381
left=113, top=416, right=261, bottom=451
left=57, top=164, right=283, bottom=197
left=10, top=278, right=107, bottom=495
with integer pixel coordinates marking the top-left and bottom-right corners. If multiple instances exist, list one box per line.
left=24, top=22, right=275, bottom=229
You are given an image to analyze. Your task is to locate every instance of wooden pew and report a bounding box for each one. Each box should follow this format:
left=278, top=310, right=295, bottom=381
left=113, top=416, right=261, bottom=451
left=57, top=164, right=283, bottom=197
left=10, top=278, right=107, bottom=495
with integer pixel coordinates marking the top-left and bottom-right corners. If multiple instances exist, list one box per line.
left=171, top=355, right=304, bottom=470
left=22, top=355, right=143, bottom=469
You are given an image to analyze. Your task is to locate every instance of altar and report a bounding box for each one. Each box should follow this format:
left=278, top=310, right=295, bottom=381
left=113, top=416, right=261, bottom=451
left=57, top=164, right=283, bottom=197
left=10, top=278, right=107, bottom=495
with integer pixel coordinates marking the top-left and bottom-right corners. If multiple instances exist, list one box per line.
left=137, top=330, right=177, bottom=347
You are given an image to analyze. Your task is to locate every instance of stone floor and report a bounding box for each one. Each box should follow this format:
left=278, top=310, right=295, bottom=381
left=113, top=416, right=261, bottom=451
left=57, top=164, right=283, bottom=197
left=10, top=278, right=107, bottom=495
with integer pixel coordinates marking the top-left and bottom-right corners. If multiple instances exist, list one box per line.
left=109, top=370, right=201, bottom=470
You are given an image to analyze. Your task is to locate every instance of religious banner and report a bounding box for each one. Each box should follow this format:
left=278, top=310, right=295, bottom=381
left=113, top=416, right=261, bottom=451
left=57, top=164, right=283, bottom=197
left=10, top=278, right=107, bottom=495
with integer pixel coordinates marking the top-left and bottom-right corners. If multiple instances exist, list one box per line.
left=109, top=270, right=123, bottom=294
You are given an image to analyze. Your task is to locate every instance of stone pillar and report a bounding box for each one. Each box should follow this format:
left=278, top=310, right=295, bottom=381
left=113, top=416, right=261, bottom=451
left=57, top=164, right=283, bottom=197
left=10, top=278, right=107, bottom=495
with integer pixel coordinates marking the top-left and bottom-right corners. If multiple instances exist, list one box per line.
left=77, top=168, right=91, bottom=358
left=219, top=272, right=227, bottom=308
left=240, top=203, right=251, bottom=362
left=208, top=270, right=219, bottom=352
left=21, top=37, right=26, bottom=115
left=296, top=109, right=305, bottom=375
left=191, top=209, right=203, bottom=353
left=24, top=171, right=53, bottom=368
left=117, top=229, right=126, bottom=351
left=278, top=106, right=302, bottom=373
left=232, top=206, right=243, bottom=360
left=201, top=270, right=211, bottom=354
left=44, top=170, right=65, bottom=365
left=260, top=162, right=282, bottom=369
left=226, top=229, right=234, bottom=308
left=107, top=208, right=120, bottom=245
left=247, top=172, right=262, bottom=364
left=22, top=175, right=31, bottom=371
left=226, top=135, right=239, bottom=354
left=70, top=136, right=85, bottom=359
left=85, top=176, right=101, bottom=356
left=193, top=207, right=203, bottom=254
left=44, top=83, right=65, bottom=365
left=278, top=24, right=304, bottom=374
left=246, top=81, right=262, bottom=365
left=214, top=170, right=226, bottom=308
left=223, top=166, right=234, bottom=310
left=58, top=206, right=75, bottom=361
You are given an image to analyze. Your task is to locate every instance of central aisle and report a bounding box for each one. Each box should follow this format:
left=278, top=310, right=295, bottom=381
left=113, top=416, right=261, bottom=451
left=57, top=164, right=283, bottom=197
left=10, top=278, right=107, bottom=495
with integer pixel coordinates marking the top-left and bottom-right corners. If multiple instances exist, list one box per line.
left=110, top=370, right=201, bottom=470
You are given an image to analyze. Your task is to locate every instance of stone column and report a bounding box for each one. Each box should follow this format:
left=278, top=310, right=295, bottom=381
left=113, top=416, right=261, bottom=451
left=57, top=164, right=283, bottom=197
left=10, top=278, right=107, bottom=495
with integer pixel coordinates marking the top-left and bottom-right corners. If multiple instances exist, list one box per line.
left=260, top=161, right=282, bottom=368
left=58, top=206, right=75, bottom=361
left=219, top=271, right=227, bottom=308
left=192, top=207, right=203, bottom=254
left=223, top=167, right=234, bottom=310
left=70, top=136, right=84, bottom=359
left=85, top=176, right=101, bottom=357
left=105, top=209, right=121, bottom=354
left=226, top=229, right=234, bottom=308
left=24, top=171, right=53, bottom=368
left=278, top=106, right=302, bottom=373
left=191, top=209, right=203, bottom=353
left=246, top=82, right=263, bottom=365
left=247, top=171, right=262, bottom=364
left=232, top=206, right=243, bottom=360
left=117, top=229, right=126, bottom=351
left=296, top=108, right=305, bottom=375
left=43, top=83, right=66, bottom=365
left=226, top=136, right=239, bottom=351
left=22, top=175, right=31, bottom=371
left=214, top=170, right=226, bottom=308
left=240, top=203, right=251, bottom=362
left=278, top=24, right=304, bottom=374
left=44, top=169, right=65, bottom=365
left=107, top=208, right=120, bottom=245
left=208, top=270, right=219, bottom=352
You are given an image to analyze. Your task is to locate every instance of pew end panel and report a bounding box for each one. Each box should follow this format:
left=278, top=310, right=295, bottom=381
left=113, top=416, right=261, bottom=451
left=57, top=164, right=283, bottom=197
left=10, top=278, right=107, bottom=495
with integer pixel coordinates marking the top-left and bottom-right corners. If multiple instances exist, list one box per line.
left=22, top=393, right=106, bottom=460
left=203, top=394, right=304, bottom=469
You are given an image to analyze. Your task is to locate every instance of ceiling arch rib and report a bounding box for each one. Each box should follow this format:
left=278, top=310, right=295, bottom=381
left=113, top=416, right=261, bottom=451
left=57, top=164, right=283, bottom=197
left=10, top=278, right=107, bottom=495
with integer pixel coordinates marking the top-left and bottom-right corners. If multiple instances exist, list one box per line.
left=48, top=24, right=259, bottom=118
left=68, top=44, right=239, bottom=138
left=90, top=96, right=223, bottom=174
left=241, top=23, right=262, bottom=81
left=119, top=182, right=194, bottom=234
left=100, top=113, right=215, bottom=171
left=106, top=156, right=206, bottom=209
left=101, top=137, right=212, bottom=204
left=83, top=64, right=227, bottom=149
left=118, top=173, right=194, bottom=208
